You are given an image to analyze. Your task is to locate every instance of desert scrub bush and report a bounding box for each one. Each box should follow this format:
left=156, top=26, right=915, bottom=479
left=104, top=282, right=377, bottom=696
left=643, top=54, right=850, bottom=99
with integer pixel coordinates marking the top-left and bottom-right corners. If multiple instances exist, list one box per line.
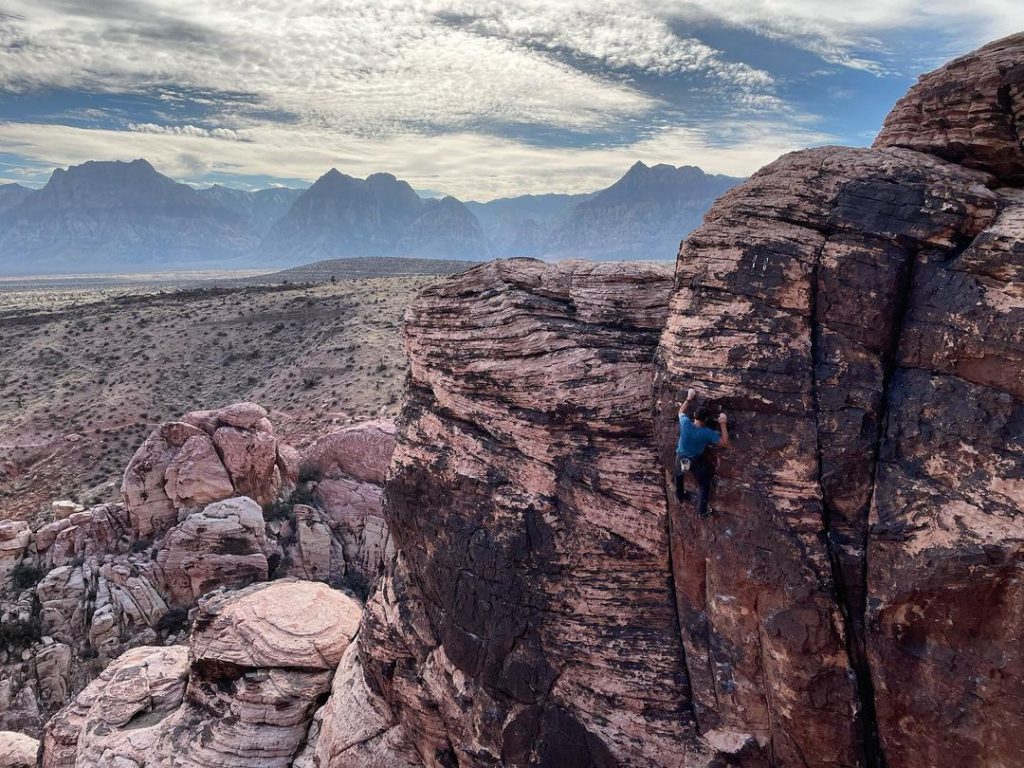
left=0, top=616, right=43, bottom=651
left=130, top=538, right=153, bottom=554
left=329, top=570, right=371, bottom=602
left=156, top=607, right=191, bottom=635
left=10, top=562, right=46, bottom=591
left=262, top=483, right=317, bottom=523
left=297, top=462, right=323, bottom=484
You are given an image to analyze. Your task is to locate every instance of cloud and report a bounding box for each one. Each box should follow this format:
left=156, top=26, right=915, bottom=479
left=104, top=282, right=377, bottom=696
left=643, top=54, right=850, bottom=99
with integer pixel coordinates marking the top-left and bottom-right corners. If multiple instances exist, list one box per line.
left=0, top=0, right=1016, bottom=196
left=127, top=123, right=244, bottom=140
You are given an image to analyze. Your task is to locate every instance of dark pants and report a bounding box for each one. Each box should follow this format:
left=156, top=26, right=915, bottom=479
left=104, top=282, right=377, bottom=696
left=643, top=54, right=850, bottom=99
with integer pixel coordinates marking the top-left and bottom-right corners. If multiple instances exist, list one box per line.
left=675, top=453, right=713, bottom=517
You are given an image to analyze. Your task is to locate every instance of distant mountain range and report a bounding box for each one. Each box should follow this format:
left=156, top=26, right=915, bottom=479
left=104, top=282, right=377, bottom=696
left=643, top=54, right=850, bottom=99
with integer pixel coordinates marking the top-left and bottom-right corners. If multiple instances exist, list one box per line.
left=0, top=159, right=741, bottom=274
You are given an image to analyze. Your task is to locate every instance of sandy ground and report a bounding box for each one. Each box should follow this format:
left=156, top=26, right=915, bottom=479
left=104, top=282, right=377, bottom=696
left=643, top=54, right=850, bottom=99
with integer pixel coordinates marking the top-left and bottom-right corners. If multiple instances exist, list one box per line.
left=0, top=271, right=441, bottom=523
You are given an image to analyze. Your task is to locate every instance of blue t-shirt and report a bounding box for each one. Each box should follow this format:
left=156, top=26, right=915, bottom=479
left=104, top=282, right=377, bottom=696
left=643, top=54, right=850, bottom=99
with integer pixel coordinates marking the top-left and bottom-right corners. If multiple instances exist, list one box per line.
left=677, top=414, right=720, bottom=458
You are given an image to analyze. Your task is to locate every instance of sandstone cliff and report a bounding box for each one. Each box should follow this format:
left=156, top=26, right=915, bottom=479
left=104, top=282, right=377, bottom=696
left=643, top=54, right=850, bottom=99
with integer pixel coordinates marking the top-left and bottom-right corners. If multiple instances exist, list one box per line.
left=320, top=32, right=1022, bottom=768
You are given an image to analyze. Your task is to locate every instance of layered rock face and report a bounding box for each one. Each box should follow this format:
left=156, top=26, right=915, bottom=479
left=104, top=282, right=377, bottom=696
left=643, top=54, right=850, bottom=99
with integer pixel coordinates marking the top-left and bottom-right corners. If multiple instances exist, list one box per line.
left=356, top=259, right=714, bottom=766
left=875, top=32, right=1024, bottom=184
left=652, top=33, right=1024, bottom=768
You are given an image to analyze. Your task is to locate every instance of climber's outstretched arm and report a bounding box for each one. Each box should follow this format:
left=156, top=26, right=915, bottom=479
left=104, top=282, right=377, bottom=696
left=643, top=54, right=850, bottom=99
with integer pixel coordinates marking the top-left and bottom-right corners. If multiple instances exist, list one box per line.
left=678, top=388, right=697, bottom=416
left=718, top=412, right=731, bottom=449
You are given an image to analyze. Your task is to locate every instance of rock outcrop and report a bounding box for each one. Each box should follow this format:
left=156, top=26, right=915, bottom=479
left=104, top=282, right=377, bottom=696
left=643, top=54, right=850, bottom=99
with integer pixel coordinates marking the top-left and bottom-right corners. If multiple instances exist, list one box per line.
left=357, top=259, right=701, bottom=766
left=652, top=33, right=1023, bottom=766
left=300, top=419, right=398, bottom=587
left=2, top=406, right=393, bottom=742
left=121, top=402, right=288, bottom=539
left=42, top=580, right=362, bottom=768
left=875, top=32, right=1024, bottom=185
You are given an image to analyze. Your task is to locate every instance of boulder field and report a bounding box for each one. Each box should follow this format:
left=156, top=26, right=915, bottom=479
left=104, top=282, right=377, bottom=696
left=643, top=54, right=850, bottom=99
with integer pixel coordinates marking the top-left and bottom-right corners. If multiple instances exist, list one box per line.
left=0, top=31, right=1020, bottom=768
left=0, top=403, right=395, bottom=741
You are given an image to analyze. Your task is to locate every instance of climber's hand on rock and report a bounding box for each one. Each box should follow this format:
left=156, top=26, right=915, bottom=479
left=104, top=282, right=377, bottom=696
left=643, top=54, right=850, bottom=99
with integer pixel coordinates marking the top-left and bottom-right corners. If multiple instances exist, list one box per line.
left=686, top=388, right=697, bottom=401
left=718, top=412, right=728, bottom=424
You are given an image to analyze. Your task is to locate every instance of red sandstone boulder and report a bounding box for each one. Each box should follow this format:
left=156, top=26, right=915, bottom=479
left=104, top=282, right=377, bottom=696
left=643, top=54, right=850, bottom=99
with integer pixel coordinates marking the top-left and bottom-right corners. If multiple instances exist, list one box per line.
left=361, top=259, right=696, bottom=766
left=121, top=403, right=293, bottom=537
left=875, top=31, right=1024, bottom=185
left=304, top=419, right=397, bottom=485
left=0, top=730, right=38, bottom=767
left=155, top=495, right=269, bottom=606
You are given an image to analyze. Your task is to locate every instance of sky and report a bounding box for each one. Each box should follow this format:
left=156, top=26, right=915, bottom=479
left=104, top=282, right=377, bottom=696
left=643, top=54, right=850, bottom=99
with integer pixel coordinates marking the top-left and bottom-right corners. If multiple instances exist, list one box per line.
left=0, top=1, right=1020, bottom=199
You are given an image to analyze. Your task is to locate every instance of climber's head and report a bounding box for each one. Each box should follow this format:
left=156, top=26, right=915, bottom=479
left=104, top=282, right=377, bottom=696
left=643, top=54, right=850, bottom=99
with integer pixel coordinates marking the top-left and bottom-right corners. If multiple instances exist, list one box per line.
left=693, top=406, right=711, bottom=426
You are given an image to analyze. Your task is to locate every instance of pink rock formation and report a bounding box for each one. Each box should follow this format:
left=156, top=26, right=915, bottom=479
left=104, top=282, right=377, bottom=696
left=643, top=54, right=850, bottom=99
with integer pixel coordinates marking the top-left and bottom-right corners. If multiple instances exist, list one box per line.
left=1, top=408, right=395, bottom=740
left=42, top=580, right=362, bottom=768
left=0, top=522, right=31, bottom=583
left=156, top=495, right=269, bottom=606
left=296, top=643, right=422, bottom=768
left=361, top=259, right=693, bottom=766
left=314, top=476, right=390, bottom=585
left=304, top=419, right=397, bottom=485
left=0, top=730, right=38, bottom=767
left=189, top=579, right=360, bottom=669
left=163, top=434, right=234, bottom=508
left=121, top=402, right=292, bottom=538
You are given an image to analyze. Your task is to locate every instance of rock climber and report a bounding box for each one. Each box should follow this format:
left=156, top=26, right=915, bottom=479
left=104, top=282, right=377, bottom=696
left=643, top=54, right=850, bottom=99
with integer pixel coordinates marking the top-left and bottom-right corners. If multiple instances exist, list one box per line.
left=675, top=388, right=730, bottom=518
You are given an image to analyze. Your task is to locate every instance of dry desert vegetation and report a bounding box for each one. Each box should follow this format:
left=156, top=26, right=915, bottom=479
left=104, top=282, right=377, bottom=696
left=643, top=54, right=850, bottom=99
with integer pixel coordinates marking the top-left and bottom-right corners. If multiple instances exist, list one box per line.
left=0, top=266, right=451, bottom=523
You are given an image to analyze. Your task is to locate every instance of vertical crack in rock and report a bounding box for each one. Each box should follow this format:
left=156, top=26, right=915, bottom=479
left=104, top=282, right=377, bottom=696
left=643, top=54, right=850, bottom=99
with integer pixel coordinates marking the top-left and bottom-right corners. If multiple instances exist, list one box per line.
left=809, top=245, right=892, bottom=768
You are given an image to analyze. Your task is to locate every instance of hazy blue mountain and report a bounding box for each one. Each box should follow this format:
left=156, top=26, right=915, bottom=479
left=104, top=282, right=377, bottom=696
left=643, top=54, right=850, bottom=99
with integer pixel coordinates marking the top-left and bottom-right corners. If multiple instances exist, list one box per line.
left=195, top=185, right=304, bottom=238
left=401, top=196, right=491, bottom=259
left=0, top=183, right=33, bottom=216
left=0, top=159, right=258, bottom=274
left=544, top=162, right=741, bottom=260
left=465, top=193, right=589, bottom=258
left=258, top=170, right=489, bottom=264
left=0, top=159, right=740, bottom=274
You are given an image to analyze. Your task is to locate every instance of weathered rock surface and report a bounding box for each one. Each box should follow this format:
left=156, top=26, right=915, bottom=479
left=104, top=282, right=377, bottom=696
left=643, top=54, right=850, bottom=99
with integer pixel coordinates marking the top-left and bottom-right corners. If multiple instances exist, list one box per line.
left=654, top=144, right=1001, bottom=765
left=296, top=418, right=398, bottom=588
left=296, top=642, right=422, bottom=768
left=42, top=580, right=362, bottom=767
left=157, top=495, right=270, bottom=606
left=121, top=402, right=291, bottom=538
left=875, top=31, right=1024, bottom=185
left=0, top=522, right=31, bottom=583
left=0, top=730, right=38, bottom=767
left=305, top=419, right=397, bottom=485
left=864, top=195, right=1024, bottom=765
left=307, top=34, right=1024, bottom=768
left=364, top=259, right=699, bottom=766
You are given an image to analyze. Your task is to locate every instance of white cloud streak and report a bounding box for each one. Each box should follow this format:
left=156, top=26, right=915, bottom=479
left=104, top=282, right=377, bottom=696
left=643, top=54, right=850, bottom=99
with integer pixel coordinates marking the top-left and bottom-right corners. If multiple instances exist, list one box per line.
left=0, top=0, right=1017, bottom=195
